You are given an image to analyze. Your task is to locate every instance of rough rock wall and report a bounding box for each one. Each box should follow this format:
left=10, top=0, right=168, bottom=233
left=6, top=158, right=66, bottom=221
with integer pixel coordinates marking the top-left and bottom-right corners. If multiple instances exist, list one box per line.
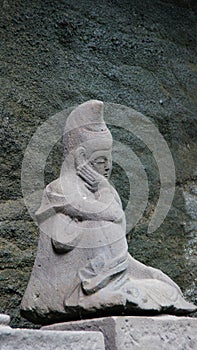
left=0, top=0, right=196, bottom=327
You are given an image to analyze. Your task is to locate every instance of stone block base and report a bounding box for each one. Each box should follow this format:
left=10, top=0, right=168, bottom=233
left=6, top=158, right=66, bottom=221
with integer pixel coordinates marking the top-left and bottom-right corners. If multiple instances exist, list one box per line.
left=42, top=315, right=197, bottom=350
left=0, top=328, right=105, bottom=350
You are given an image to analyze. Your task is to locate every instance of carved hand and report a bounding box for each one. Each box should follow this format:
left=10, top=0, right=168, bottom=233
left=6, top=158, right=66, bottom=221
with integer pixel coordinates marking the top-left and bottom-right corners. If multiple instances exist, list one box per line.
left=76, top=163, right=108, bottom=193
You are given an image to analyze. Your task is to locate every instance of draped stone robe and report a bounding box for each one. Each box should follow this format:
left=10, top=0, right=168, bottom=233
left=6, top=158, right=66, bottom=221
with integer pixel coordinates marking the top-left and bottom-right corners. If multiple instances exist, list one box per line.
left=20, top=173, right=196, bottom=324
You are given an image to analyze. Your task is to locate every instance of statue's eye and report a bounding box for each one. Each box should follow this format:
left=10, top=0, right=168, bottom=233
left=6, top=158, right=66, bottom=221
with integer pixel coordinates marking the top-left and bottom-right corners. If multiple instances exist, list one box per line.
left=95, top=159, right=105, bottom=164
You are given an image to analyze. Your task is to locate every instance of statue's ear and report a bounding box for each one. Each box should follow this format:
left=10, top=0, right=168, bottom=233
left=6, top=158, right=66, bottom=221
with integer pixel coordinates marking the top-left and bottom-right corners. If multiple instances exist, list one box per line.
left=75, top=146, right=87, bottom=168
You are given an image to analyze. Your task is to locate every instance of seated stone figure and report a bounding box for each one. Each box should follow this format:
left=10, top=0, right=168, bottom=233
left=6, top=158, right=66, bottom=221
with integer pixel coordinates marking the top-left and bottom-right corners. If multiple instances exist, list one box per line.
left=21, top=100, right=196, bottom=324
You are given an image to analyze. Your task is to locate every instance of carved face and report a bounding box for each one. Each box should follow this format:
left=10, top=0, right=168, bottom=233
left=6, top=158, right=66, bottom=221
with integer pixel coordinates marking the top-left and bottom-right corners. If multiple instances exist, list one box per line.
left=88, top=150, right=112, bottom=178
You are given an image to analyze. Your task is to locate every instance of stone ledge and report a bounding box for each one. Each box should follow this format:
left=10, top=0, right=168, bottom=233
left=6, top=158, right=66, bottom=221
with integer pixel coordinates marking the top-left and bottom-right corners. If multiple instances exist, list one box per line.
left=0, top=328, right=105, bottom=350
left=42, top=315, right=197, bottom=350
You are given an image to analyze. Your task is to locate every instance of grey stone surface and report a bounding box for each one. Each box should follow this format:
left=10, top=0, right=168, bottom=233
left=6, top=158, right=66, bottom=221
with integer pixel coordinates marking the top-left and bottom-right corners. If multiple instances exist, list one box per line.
left=42, top=315, right=197, bottom=350
left=20, top=101, right=196, bottom=324
left=0, top=328, right=105, bottom=350
left=0, top=314, right=10, bottom=328
left=0, top=0, right=196, bottom=327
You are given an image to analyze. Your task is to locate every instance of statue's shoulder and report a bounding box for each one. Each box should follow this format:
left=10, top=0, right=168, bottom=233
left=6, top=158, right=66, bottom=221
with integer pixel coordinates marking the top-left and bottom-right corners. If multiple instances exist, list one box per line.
left=46, top=178, right=63, bottom=196
left=45, top=173, right=80, bottom=199
left=35, top=178, right=65, bottom=220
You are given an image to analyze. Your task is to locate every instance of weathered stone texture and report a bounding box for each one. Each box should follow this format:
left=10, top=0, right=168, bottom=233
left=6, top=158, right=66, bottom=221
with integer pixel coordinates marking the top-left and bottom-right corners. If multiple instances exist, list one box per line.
left=0, top=328, right=105, bottom=350
left=0, top=0, right=196, bottom=327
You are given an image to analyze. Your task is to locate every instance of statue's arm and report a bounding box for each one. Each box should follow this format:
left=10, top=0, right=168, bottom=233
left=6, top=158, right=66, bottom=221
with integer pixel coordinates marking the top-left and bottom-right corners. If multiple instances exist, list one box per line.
left=41, top=176, right=124, bottom=223
left=60, top=195, right=124, bottom=223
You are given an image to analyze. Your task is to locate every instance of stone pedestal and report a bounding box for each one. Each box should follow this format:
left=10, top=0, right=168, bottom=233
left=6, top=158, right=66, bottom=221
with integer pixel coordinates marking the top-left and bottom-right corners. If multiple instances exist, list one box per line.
left=0, top=328, right=105, bottom=350
left=42, top=315, right=197, bottom=350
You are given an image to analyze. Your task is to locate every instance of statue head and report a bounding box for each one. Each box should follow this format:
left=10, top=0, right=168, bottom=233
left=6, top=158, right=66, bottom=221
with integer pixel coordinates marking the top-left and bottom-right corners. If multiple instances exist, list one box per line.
left=63, top=100, right=113, bottom=178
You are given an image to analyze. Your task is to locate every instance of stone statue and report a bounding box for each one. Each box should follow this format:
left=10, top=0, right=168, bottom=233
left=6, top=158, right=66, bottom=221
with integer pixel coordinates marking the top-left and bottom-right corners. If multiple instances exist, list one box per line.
left=20, top=100, right=196, bottom=324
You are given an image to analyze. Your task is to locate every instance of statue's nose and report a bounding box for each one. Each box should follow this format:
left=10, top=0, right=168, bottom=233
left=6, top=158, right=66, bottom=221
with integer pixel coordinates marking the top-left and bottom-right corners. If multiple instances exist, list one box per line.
left=104, top=162, right=110, bottom=171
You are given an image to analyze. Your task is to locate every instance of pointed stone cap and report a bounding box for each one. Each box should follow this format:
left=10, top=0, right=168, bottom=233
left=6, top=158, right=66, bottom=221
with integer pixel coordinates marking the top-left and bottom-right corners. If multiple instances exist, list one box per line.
left=65, top=100, right=105, bottom=132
